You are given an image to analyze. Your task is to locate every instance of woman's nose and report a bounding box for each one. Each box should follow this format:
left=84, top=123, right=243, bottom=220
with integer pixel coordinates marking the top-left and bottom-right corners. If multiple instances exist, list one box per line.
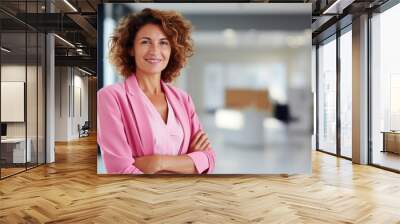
left=148, top=43, right=160, bottom=53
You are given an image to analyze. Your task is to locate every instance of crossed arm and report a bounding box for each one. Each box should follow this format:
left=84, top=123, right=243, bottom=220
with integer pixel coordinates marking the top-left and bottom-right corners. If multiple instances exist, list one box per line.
left=134, top=130, right=211, bottom=174
left=98, top=89, right=215, bottom=175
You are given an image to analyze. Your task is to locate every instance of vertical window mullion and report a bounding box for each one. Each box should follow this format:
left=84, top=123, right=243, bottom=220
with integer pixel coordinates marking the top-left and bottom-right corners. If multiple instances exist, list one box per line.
left=36, top=0, right=39, bottom=167
left=316, top=44, right=320, bottom=150
left=337, top=29, right=341, bottom=157
left=25, top=0, right=28, bottom=171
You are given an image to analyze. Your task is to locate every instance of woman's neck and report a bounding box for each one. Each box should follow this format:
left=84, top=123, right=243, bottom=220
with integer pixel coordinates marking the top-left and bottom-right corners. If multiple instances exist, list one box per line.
left=135, top=71, right=162, bottom=95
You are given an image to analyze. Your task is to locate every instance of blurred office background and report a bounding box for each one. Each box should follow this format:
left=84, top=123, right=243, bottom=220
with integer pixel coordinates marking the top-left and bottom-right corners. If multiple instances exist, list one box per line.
left=99, top=3, right=312, bottom=174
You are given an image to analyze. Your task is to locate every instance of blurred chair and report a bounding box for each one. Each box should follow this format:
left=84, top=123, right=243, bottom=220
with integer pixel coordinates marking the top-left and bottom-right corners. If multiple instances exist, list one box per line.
left=79, top=121, right=90, bottom=138
left=273, top=103, right=297, bottom=124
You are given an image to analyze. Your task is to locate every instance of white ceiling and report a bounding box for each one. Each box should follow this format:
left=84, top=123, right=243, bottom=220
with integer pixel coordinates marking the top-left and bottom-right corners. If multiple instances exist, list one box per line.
left=192, top=30, right=311, bottom=49
left=126, top=3, right=311, bottom=15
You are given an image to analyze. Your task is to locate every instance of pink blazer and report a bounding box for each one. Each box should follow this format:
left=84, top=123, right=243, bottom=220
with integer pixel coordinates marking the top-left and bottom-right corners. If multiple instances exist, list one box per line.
left=97, top=74, right=216, bottom=174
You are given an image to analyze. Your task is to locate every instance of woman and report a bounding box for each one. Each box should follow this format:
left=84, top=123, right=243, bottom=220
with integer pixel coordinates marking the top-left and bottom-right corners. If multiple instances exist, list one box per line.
left=97, top=8, right=216, bottom=174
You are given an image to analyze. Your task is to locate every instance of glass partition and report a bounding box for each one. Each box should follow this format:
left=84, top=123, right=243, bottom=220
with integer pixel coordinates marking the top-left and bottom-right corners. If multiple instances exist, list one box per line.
left=339, top=28, right=352, bottom=158
left=0, top=1, right=46, bottom=179
left=1, top=30, right=28, bottom=177
left=317, top=36, right=337, bottom=155
left=371, top=3, right=400, bottom=171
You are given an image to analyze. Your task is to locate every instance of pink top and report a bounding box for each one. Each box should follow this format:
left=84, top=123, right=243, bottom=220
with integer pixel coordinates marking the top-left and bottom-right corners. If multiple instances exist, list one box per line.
left=97, top=74, right=215, bottom=174
left=138, top=87, right=183, bottom=156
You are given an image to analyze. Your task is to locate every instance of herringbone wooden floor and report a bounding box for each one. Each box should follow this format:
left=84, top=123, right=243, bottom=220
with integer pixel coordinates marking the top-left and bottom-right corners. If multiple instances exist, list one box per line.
left=1, top=135, right=400, bottom=224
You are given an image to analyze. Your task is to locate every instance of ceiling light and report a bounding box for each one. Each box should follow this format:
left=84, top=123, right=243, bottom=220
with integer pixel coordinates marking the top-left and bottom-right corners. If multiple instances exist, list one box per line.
left=223, top=28, right=236, bottom=39
left=323, top=0, right=341, bottom=14
left=78, top=67, right=92, bottom=76
left=63, top=0, right=78, bottom=12
left=323, top=0, right=354, bottom=15
left=1, top=47, right=11, bottom=53
left=54, top=34, right=75, bottom=48
left=223, top=29, right=237, bottom=48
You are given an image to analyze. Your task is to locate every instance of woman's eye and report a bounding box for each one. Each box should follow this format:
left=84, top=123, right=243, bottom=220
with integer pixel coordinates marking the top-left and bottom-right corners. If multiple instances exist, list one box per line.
left=160, top=41, right=169, bottom=46
left=141, top=40, right=150, bottom=44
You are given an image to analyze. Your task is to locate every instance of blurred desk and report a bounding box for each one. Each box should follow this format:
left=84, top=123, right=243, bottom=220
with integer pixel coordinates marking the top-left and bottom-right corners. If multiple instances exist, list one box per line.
left=1, top=138, right=31, bottom=163
left=221, top=88, right=272, bottom=146
left=216, top=109, right=266, bottom=146
left=381, top=131, right=400, bottom=154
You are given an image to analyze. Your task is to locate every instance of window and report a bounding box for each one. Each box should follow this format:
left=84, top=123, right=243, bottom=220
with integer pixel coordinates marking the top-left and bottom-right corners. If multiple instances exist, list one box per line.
left=340, top=28, right=352, bottom=158
left=371, top=2, right=400, bottom=171
left=317, top=36, right=337, bottom=154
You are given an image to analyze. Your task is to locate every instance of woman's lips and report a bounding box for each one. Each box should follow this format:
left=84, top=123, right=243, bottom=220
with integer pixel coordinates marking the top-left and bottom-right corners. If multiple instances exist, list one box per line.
left=145, top=58, right=162, bottom=64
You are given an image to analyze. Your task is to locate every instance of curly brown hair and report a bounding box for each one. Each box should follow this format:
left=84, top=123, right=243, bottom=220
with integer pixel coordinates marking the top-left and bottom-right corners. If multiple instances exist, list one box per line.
left=108, top=8, right=194, bottom=82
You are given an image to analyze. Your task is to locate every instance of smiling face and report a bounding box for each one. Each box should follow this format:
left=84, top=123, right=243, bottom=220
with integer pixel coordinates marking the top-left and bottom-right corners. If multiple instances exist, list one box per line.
left=132, top=23, right=171, bottom=77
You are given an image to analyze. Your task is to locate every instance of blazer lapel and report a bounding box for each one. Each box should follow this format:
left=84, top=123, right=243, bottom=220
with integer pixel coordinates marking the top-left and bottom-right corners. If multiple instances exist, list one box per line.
left=125, top=75, right=154, bottom=156
left=162, top=82, right=191, bottom=154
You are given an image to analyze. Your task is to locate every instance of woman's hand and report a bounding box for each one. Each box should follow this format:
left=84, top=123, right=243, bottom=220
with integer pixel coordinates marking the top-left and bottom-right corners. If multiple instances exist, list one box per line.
left=189, top=130, right=211, bottom=152
left=134, top=155, right=163, bottom=174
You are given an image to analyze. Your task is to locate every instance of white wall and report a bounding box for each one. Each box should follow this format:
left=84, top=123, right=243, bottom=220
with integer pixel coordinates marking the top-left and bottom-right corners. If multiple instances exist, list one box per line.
left=55, top=67, right=89, bottom=141
left=72, top=72, right=89, bottom=138
left=1, top=64, right=46, bottom=163
left=1, top=65, right=27, bottom=139
left=177, top=48, right=292, bottom=111
left=1, top=65, right=41, bottom=137
left=55, top=66, right=68, bottom=141
left=176, top=47, right=311, bottom=125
